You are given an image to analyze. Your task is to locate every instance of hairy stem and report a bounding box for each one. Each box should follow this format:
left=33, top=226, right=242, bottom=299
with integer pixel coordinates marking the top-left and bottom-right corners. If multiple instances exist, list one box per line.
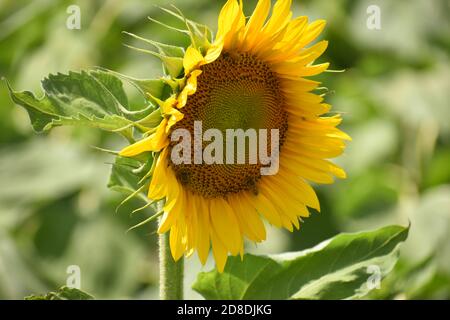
left=158, top=202, right=184, bottom=300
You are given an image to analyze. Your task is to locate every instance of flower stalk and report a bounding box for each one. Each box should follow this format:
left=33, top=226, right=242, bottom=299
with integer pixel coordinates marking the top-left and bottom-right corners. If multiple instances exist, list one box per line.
left=158, top=201, right=184, bottom=300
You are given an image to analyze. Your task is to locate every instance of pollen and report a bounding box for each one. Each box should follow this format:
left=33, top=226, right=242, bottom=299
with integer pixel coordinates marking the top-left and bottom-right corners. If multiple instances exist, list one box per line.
left=169, top=52, right=288, bottom=198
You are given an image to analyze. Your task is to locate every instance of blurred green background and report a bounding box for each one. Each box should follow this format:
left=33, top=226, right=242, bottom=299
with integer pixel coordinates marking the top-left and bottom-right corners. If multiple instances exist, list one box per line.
left=0, top=0, right=449, bottom=299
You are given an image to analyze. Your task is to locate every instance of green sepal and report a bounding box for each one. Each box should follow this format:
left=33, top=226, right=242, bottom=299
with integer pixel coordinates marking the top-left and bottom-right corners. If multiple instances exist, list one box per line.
left=123, top=31, right=185, bottom=58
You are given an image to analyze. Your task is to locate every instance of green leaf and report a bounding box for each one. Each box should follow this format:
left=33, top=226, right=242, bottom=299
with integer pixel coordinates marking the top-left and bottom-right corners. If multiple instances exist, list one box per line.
left=42, top=71, right=124, bottom=116
left=193, top=225, right=409, bottom=300
left=6, top=70, right=156, bottom=137
left=97, top=68, right=172, bottom=101
left=89, top=69, right=129, bottom=109
left=25, top=286, right=94, bottom=300
left=108, top=155, right=153, bottom=201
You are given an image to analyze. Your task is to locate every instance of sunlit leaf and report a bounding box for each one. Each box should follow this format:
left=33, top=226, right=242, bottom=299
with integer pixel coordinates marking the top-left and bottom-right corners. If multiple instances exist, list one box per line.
left=193, top=225, right=409, bottom=300
left=6, top=70, right=158, bottom=139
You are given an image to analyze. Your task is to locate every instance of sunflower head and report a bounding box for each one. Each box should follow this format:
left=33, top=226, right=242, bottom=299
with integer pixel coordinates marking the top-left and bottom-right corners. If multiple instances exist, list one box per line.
left=119, top=0, right=351, bottom=272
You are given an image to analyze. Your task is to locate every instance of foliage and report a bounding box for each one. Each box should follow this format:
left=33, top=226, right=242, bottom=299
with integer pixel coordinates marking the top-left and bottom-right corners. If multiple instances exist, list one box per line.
left=0, top=0, right=448, bottom=299
left=25, top=286, right=94, bottom=300
left=194, top=225, right=409, bottom=300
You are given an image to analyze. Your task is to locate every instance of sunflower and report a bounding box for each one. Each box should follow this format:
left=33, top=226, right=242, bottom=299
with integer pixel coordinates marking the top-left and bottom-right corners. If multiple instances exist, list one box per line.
left=119, top=0, right=350, bottom=272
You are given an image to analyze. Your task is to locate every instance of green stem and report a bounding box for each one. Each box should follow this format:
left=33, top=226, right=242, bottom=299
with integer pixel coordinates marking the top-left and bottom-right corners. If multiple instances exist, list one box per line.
left=158, top=202, right=184, bottom=300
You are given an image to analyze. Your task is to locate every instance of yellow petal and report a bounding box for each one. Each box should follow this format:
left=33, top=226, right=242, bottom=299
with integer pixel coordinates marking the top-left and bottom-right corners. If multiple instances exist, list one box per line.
left=158, top=170, right=183, bottom=234
left=216, top=0, right=243, bottom=49
left=241, top=0, right=271, bottom=51
left=170, top=223, right=185, bottom=261
left=204, top=40, right=223, bottom=64
left=228, top=195, right=260, bottom=242
left=160, top=97, right=177, bottom=114
left=210, top=229, right=228, bottom=273
left=195, top=195, right=211, bottom=265
left=282, top=16, right=309, bottom=43
left=297, top=20, right=327, bottom=48
left=285, top=102, right=331, bottom=117
left=259, top=180, right=299, bottom=230
left=164, top=167, right=180, bottom=207
left=166, top=108, right=184, bottom=132
left=274, top=61, right=329, bottom=78
left=161, top=97, right=184, bottom=132
left=289, top=123, right=352, bottom=141
left=261, top=175, right=310, bottom=219
left=277, top=161, right=326, bottom=207
left=290, top=115, right=348, bottom=133
left=258, top=183, right=294, bottom=231
left=263, top=0, right=292, bottom=37
left=177, top=70, right=202, bottom=108
left=288, top=132, right=346, bottom=149
left=281, top=78, right=320, bottom=93
left=296, top=40, right=329, bottom=65
left=227, top=1, right=246, bottom=49
left=148, top=148, right=169, bottom=200
left=271, top=19, right=326, bottom=62
left=243, top=192, right=282, bottom=227
left=119, top=119, right=169, bottom=157
left=328, top=162, right=347, bottom=179
left=249, top=0, right=292, bottom=55
left=272, top=167, right=321, bottom=209
left=209, top=197, right=242, bottom=255
left=185, top=193, right=198, bottom=251
left=234, top=194, right=266, bottom=241
left=261, top=16, right=309, bottom=62
left=281, top=157, right=334, bottom=185
left=183, top=47, right=205, bottom=75
left=283, top=139, right=345, bottom=159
